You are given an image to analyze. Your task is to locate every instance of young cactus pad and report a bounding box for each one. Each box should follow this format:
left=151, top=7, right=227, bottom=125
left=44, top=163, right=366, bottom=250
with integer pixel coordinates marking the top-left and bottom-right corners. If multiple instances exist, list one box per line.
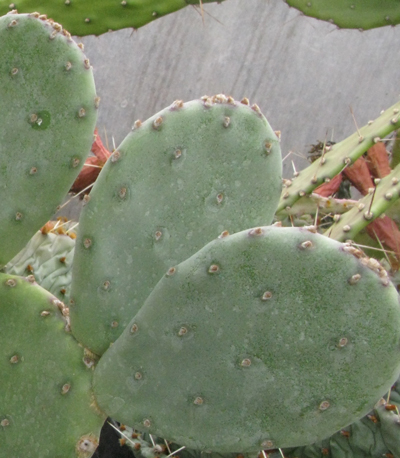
left=276, top=101, right=400, bottom=214
left=70, top=95, right=282, bottom=355
left=0, top=0, right=226, bottom=36
left=93, top=226, right=400, bottom=453
left=0, top=273, right=105, bottom=458
left=0, top=12, right=98, bottom=268
left=285, top=0, right=400, bottom=29
left=5, top=225, right=76, bottom=301
left=325, top=162, right=400, bottom=242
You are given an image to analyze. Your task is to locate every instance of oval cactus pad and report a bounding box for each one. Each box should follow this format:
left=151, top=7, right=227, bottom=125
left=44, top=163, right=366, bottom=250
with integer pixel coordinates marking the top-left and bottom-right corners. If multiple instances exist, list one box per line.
left=93, top=226, right=400, bottom=453
left=0, top=12, right=98, bottom=267
left=0, top=0, right=226, bottom=37
left=0, top=273, right=105, bottom=458
left=285, top=0, right=400, bottom=29
left=70, top=95, right=282, bottom=355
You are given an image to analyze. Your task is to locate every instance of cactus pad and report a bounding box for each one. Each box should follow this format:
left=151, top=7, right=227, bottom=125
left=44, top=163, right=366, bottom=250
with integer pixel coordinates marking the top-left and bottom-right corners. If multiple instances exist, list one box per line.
left=4, top=222, right=76, bottom=301
left=70, top=95, right=282, bottom=355
left=0, top=12, right=98, bottom=268
left=93, top=226, right=400, bottom=453
left=0, top=1, right=226, bottom=37
left=285, top=0, right=400, bottom=29
left=277, top=101, right=400, bottom=214
left=0, top=273, right=105, bottom=458
left=325, top=162, right=400, bottom=242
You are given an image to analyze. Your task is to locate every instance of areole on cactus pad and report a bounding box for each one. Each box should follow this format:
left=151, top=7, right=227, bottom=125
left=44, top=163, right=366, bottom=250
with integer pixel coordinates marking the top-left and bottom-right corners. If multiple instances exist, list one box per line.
left=93, top=225, right=400, bottom=453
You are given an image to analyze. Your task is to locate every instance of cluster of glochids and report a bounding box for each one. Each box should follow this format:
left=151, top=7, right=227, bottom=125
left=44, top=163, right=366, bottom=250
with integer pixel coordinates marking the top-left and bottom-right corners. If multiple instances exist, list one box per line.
left=1, top=9, right=400, bottom=458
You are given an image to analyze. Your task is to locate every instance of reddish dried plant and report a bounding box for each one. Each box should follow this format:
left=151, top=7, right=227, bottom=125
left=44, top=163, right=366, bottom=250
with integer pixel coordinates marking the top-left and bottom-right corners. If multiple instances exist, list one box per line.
left=70, top=128, right=111, bottom=194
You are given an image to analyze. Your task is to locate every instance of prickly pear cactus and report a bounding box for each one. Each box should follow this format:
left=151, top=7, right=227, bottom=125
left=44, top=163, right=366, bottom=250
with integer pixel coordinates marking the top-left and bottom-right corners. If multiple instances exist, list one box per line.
left=93, top=226, right=400, bottom=453
left=325, top=162, right=400, bottom=241
left=0, top=273, right=105, bottom=458
left=285, top=0, right=400, bottom=29
left=70, top=95, right=282, bottom=355
left=0, top=0, right=226, bottom=36
left=0, top=11, right=98, bottom=268
left=277, top=101, right=400, bottom=214
left=4, top=221, right=76, bottom=301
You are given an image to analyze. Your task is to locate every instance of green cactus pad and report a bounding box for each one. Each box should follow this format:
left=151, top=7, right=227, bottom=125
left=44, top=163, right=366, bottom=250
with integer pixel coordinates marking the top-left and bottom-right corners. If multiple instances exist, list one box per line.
left=285, top=0, right=400, bottom=29
left=325, top=162, right=400, bottom=242
left=277, top=101, right=400, bottom=214
left=4, top=224, right=76, bottom=301
left=0, top=273, right=105, bottom=458
left=93, top=226, right=400, bottom=453
left=0, top=12, right=98, bottom=268
left=70, top=95, right=282, bottom=355
left=0, top=1, right=226, bottom=37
